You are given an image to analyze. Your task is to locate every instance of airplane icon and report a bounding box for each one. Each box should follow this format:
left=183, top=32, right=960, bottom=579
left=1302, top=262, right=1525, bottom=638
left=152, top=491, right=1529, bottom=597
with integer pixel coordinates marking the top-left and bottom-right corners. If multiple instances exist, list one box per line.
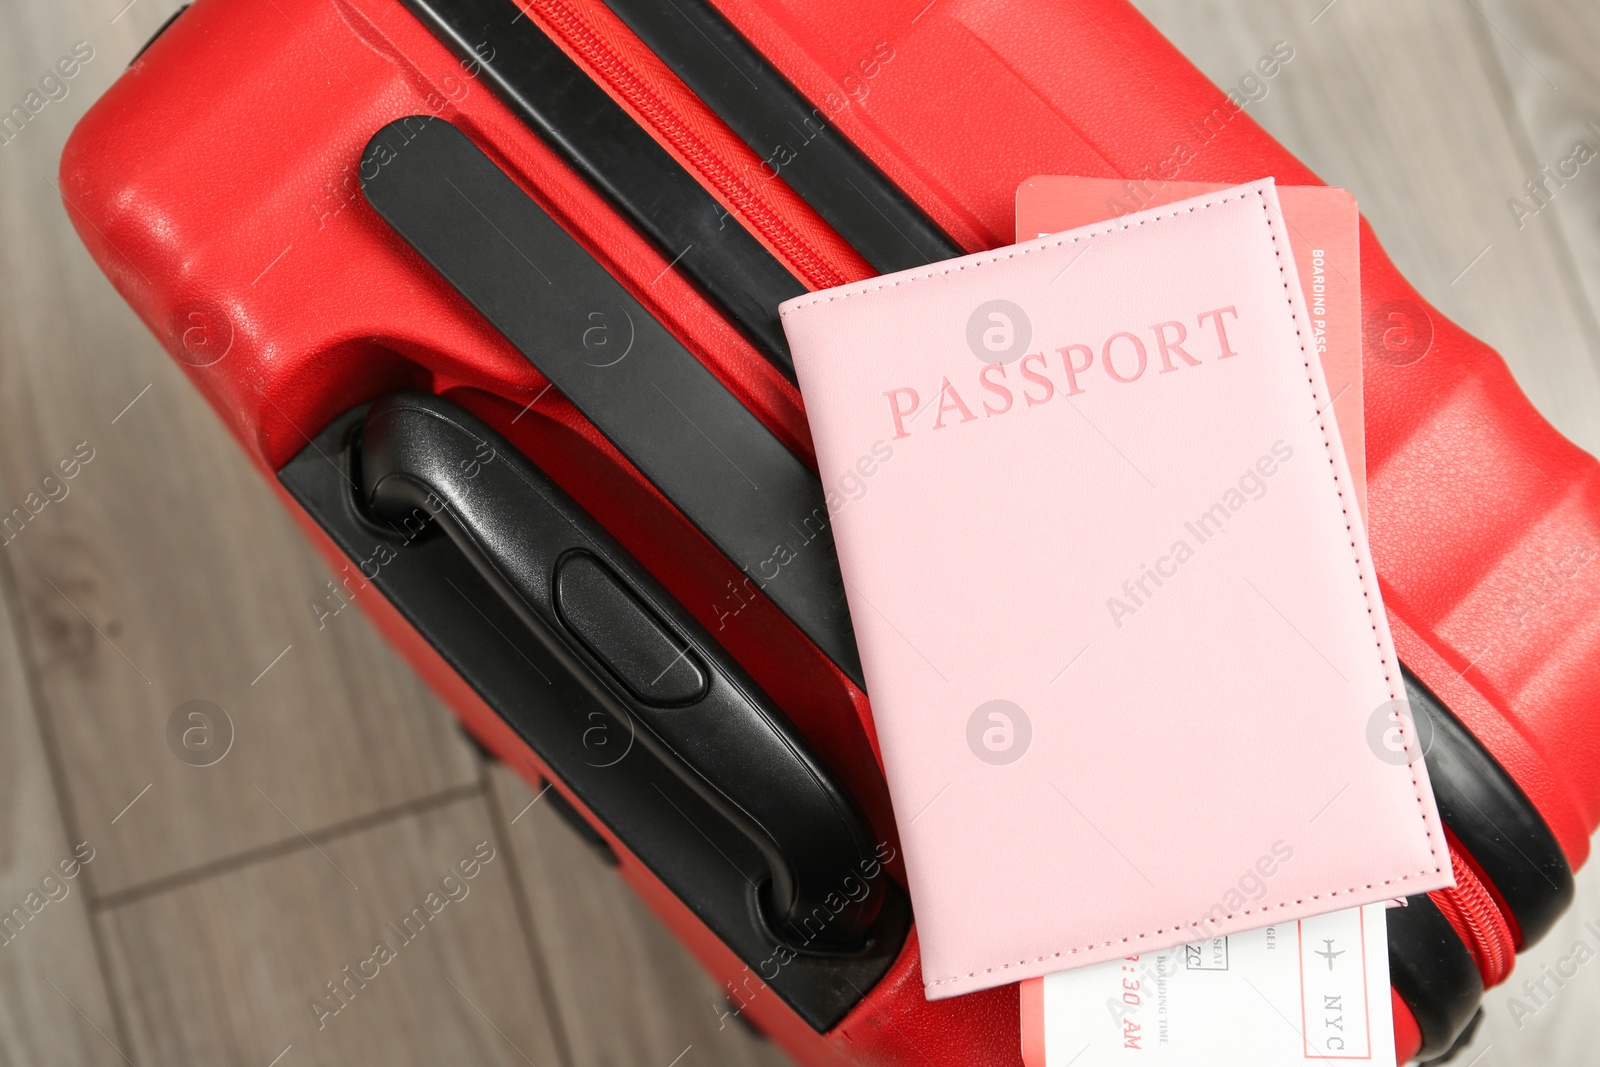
left=1316, top=940, right=1345, bottom=971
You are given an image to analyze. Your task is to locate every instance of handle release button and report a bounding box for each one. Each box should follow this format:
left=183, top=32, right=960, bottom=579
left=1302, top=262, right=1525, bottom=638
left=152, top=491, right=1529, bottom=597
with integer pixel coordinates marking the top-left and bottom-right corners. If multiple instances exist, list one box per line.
left=554, top=552, right=708, bottom=706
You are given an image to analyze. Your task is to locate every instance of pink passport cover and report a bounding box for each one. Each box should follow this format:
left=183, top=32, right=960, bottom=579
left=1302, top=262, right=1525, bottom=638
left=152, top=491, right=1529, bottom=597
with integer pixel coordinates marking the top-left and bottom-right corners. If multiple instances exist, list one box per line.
left=1016, top=176, right=1366, bottom=518
left=779, top=180, right=1451, bottom=1001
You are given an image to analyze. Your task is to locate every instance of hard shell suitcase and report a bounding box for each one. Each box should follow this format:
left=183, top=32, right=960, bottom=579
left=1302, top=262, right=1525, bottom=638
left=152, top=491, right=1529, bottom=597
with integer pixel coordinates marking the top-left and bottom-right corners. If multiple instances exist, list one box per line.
left=60, top=0, right=1600, bottom=1061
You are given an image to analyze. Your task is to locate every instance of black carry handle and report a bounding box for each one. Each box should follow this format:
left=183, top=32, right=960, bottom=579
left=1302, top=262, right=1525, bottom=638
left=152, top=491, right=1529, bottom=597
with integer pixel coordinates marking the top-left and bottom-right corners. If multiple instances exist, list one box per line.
left=357, top=392, right=880, bottom=949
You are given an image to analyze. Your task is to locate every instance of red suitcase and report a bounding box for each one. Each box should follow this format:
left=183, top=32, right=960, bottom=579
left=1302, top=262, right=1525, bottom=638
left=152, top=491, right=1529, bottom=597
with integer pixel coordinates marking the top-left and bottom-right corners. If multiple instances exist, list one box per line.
left=60, top=0, right=1600, bottom=1062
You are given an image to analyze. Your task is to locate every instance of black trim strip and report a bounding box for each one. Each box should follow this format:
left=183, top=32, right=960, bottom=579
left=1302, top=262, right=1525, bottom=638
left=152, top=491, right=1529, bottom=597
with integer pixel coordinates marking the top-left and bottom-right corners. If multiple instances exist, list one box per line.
left=600, top=0, right=961, bottom=273
left=1388, top=894, right=1484, bottom=1060
left=360, top=116, right=865, bottom=689
left=131, top=3, right=189, bottom=63
left=1423, top=1007, right=1484, bottom=1065
left=1407, top=668, right=1574, bottom=947
left=399, top=0, right=806, bottom=375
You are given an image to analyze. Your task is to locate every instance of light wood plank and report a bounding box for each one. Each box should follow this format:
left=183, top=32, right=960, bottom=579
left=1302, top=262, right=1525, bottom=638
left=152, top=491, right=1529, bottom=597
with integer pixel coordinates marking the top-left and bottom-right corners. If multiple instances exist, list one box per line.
left=0, top=560, right=124, bottom=1066
left=1475, top=1, right=1600, bottom=402
left=0, top=0, right=480, bottom=897
left=97, top=793, right=568, bottom=1066
left=1133, top=0, right=1600, bottom=457
left=489, top=765, right=795, bottom=1067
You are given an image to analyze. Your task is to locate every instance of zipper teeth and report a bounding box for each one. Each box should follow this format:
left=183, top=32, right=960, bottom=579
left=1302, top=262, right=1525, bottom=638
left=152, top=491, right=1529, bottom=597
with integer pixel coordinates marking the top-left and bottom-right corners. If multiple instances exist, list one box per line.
left=1429, top=845, right=1516, bottom=989
left=528, top=0, right=848, bottom=292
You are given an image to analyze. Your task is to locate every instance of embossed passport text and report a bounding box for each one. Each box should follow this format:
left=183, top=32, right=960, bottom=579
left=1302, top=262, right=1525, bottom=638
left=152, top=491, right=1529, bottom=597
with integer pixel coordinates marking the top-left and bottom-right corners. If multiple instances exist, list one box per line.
left=779, top=180, right=1452, bottom=1000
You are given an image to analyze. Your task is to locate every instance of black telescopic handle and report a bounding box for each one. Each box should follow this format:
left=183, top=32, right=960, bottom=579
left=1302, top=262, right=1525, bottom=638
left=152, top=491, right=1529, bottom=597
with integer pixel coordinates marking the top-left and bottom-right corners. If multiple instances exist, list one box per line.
left=357, top=392, right=880, bottom=949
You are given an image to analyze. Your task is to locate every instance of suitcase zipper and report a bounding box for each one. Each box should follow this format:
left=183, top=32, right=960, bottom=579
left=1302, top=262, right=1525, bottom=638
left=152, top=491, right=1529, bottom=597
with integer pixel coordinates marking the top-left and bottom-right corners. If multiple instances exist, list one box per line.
left=600, top=0, right=962, bottom=274
left=521, top=0, right=858, bottom=292
left=1429, top=843, right=1516, bottom=989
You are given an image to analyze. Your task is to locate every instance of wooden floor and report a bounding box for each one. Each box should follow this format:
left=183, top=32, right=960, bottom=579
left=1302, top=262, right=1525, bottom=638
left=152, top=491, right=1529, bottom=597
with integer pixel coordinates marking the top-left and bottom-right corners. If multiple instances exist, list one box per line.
left=0, top=0, right=1597, bottom=1064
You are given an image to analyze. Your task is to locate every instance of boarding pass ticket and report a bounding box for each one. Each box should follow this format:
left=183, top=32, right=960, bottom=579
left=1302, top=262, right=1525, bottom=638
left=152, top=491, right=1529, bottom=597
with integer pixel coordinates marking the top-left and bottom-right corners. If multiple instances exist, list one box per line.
left=1022, top=904, right=1395, bottom=1066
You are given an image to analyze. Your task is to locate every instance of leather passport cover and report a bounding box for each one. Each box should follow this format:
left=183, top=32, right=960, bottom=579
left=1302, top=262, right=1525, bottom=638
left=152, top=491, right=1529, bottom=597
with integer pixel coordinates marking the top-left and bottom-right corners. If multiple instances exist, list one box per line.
left=1016, top=176, right=1365, bottom=518
left=779, top=180, right=1451, bottom=1000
